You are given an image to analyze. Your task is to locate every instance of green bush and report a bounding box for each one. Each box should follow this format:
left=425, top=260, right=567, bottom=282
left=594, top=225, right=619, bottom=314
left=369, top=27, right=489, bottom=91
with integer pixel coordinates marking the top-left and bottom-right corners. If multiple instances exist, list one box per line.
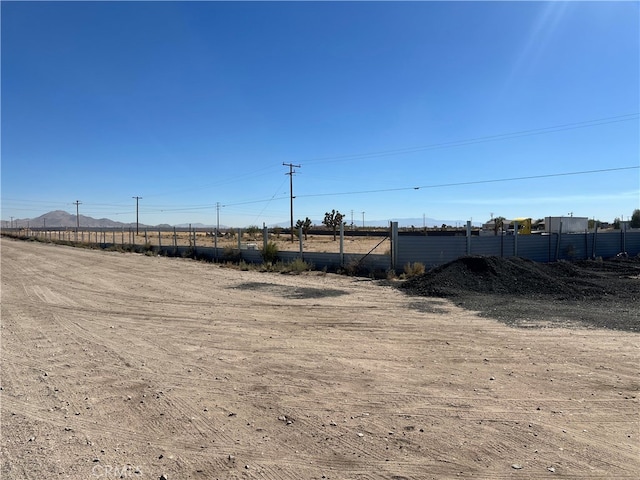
left=261, top=241, right=279, bottom=263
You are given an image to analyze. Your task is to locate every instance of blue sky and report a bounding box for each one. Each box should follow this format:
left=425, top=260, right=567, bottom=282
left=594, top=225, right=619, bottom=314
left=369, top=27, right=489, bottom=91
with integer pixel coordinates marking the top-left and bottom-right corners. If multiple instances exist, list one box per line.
left=2, top=1, right=639, bottom=227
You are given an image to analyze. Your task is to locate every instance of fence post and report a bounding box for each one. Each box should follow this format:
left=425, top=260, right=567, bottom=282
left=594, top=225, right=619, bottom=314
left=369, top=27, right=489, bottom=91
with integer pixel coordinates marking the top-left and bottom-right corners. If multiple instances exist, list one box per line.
left=237, top=228, right=242, bottom=250
left=158, top=230, right=162, bottom=248
left=390, top=221, right=399, bottom=272
left=339, top=222, right=344, bottom=267
left=466, top=220, right=471, bottom=255
left=214, top=229, right=218, bottom=262
left=555, top=222, right=562, bottom=261
left=263, top=226, right=268, bottom=253
left=173, top=227, right=177, bottom=248
left=513, top=220, right=519, bottom=257
left=593, top=225, right=598, bottom=259
left=299, top=226, right=303, bottom=258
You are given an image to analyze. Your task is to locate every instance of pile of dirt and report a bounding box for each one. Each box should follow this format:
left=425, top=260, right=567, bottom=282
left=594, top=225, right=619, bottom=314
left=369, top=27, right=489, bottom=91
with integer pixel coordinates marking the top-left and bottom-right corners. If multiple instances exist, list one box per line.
left=400, top=256, right=631, bottom=299
left=399, top=255, right=640, bottom=331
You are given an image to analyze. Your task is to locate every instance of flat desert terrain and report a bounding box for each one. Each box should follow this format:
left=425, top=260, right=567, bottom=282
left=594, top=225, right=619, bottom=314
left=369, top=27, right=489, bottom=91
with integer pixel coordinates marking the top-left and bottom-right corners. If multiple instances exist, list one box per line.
left=1, top=238, right=638, bottom=479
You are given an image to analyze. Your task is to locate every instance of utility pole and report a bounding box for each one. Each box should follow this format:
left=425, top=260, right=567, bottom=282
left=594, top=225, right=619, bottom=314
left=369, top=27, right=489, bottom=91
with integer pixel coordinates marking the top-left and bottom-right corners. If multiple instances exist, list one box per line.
left=132, top=196, right=142, bottom=234
left=362, top=211, right=365, bottom=228
left=283, top=163, right=301, bottom=242
left=216, top=202, right=220, bottom=235
left=73, top=200, right=81, bottom=232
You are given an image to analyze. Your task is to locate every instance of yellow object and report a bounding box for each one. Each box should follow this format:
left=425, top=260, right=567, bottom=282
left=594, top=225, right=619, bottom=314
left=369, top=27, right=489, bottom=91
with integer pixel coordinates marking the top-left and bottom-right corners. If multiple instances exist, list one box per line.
left=513, top=218, right=532, bottom=235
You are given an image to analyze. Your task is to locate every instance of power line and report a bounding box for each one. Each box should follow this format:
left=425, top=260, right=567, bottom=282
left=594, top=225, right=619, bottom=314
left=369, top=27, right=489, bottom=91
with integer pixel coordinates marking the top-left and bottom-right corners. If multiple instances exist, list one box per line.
left=297, top=166, right=640, bottom=199
left=5, top=165, right=637, bottom=220
left=142, top=164, right=282, bottom=199
left=301, top=113, right=639, bottom=165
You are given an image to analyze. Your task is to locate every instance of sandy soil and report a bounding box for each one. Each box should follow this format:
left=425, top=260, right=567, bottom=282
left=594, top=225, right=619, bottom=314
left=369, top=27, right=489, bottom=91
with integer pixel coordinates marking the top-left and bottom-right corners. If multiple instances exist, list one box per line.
left=1, top=238, right=638, bottom=479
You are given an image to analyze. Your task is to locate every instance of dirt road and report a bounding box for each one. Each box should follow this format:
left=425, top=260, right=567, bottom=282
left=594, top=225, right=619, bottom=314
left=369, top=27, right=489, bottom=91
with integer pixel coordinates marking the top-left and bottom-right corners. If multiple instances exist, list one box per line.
left=1, top=238, right=638, bottom=479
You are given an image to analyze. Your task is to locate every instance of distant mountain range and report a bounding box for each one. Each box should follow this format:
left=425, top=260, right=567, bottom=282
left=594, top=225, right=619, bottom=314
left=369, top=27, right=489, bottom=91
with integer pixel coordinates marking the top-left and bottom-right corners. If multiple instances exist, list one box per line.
left=5, top=210, right=142, bottom=229
left=3, top=210, right=480, bottom=229
left=3, top=210, right=232, bottom=229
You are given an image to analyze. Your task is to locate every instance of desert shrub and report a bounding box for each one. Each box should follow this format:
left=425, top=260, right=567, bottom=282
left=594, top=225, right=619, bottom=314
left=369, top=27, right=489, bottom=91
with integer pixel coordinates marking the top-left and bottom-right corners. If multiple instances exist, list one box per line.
left=261, top=241, right=279, bottom=263
left=258, top=260, right=284, bottom=272
left=223, top=245, right=240, bottom=262
left=283, top=258, right=312, bottom=274
left=341, top=259, right=357, bottom=276
left=403, top=262, right=425, bottom=278
left=245, top=225, right=261, bottom=239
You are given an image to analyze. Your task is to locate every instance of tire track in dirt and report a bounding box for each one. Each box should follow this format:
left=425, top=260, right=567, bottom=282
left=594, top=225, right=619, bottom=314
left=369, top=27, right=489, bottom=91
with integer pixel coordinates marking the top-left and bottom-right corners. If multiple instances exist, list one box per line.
left=2, top=238, right=638, bottom=479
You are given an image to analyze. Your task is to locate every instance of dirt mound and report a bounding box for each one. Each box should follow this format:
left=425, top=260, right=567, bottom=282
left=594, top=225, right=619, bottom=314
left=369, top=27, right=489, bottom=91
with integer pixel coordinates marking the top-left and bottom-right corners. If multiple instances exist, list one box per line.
left=399, top=255, right=640, bottom=331
left=401, top=256, right=621, bottom=300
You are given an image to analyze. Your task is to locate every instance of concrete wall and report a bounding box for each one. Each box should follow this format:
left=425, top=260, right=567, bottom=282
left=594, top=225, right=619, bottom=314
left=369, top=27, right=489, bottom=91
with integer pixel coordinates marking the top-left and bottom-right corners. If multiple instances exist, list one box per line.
left=396, top=230, right=639, bottom=269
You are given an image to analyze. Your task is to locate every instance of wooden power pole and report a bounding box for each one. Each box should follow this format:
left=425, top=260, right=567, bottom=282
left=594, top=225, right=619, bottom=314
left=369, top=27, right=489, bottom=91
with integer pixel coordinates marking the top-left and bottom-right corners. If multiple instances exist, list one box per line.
left=283, top=162, right=301, bottom=242
left=132, top=196, right=142, bottom=234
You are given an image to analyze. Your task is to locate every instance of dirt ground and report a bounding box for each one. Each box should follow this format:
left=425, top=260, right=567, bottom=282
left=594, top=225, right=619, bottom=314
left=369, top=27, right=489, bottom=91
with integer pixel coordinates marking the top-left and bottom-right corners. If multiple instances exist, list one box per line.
left=1, top=238, right=638, bottom=479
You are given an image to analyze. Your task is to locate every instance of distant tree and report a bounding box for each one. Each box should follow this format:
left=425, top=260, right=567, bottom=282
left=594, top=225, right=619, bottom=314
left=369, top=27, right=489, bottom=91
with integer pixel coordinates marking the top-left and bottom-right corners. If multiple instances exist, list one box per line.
left=630, top=209, right=640, bottom=228
left=323, top=209, right=345, bottom=241
left=613, top=217, right=621, bottom=229
left=245, top=225, right=260, bottom=239
left=493, top=216, right=506, bottom=236
left=588, top=219, right=602, bottom=230
left=295, top=217, right=313, bottom=240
